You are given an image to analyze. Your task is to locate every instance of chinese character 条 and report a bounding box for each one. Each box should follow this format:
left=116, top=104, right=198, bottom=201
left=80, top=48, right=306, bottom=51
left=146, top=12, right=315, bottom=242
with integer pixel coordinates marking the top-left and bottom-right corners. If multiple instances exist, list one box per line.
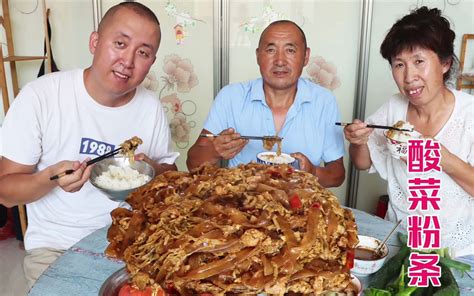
left=408, top=253, right=441, bottom=287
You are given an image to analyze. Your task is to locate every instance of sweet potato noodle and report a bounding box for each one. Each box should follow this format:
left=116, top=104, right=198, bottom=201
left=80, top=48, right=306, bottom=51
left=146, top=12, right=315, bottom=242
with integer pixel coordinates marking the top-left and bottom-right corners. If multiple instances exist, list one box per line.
left=263, top=137, right=282, bottom=156
left=120, top=136, right=143, bottom=163
left=105, top=163, right=359, bottom=295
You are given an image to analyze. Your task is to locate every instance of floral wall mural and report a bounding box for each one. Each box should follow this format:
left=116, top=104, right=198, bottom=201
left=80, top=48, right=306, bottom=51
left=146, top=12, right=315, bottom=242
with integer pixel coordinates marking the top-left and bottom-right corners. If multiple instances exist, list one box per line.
left=142, top=54, right=199, bottom=149
left=161, top=54, right=199, bottom=93
left=305, top=56, right=341, bottom=91
left=141, top=71, right=159, bottom=92
left=141, top=0, right=214, bottom=170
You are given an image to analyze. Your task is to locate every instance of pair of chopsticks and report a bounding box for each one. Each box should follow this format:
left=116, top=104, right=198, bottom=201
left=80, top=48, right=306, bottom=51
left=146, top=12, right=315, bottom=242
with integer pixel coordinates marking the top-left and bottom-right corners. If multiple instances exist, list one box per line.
left=199, top=134, right=282, bottom=141
left=49, top=147, right=122, bottom=181
left=335, top=122, right=413, bottom=132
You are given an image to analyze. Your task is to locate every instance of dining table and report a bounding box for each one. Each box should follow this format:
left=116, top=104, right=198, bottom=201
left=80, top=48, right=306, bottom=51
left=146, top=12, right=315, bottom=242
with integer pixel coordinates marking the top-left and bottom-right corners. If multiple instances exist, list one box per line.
left=28, top=208, right=474, bottom=296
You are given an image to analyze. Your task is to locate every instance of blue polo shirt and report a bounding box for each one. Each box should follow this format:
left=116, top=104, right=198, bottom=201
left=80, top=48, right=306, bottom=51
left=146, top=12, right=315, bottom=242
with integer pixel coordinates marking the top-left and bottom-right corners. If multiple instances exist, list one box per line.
left=204, top=78, right=345, bottom=167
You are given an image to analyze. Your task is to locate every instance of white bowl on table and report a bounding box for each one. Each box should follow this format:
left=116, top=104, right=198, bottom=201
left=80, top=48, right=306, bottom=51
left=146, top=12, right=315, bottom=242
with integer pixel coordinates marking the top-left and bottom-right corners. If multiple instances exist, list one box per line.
left=351, top=235, right=389, bottom=276
left=351, top=274, right=362, bottom=296
left=256, top=151, right=297, bottom=167
left=90, top=156, right=155, bottom=202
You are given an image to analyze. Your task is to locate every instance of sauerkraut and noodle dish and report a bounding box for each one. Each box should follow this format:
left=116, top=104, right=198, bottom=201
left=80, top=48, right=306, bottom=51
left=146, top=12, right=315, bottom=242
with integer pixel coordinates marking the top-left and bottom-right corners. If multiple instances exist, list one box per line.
left=120, top=136, right=143, bottom=163
left=105, top=163, right=359, bottom=295
left=263, top=136, right=282, bottom=156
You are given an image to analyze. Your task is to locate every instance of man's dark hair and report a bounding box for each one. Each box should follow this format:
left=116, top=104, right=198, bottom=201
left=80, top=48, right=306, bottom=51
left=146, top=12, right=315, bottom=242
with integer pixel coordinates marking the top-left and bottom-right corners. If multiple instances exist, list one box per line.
left=380, top=6, right=457, bottom=82
left=98, top=2, right=160, bottom=34
left=258, top=20, right=307, bottom=50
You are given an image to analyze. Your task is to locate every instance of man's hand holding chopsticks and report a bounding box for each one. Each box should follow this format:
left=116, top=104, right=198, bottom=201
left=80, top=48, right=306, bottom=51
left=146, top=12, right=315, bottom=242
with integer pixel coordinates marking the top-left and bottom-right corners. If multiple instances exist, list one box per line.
left=0, top=157, right=92, bottom=207
left=51, top=158, right=92, bottom=193
left=212, top=128, right=249, bottom=160
left=187, top=128, right=249, bottom=169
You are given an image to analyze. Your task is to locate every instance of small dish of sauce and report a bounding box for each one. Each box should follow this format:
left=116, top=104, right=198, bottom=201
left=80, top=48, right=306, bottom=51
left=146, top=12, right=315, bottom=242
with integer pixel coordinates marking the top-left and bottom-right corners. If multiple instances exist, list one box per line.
left=355, top=247, right=382, bottom=261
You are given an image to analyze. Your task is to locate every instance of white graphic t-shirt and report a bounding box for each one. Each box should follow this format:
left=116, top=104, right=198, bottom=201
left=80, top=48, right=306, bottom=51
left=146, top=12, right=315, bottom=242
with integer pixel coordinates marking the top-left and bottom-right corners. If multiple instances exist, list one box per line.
left=1, top=69, right=179, bottom=250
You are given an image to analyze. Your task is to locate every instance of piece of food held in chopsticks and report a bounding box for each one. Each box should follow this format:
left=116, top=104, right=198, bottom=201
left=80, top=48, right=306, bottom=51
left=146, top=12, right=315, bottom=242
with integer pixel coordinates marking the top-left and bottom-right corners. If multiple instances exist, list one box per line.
left=384, top=121, right=418, bottom=159
left=120, top=136, right=143, bottom=164
left=262, top=135, right=282, bottom=156
left=199, top=133, right=283, bottom=156
left=49, top=136, right=144, bottom=181
left=385, top=120, right=415, bottom=142
left=105, top=163, right=359, bottom=295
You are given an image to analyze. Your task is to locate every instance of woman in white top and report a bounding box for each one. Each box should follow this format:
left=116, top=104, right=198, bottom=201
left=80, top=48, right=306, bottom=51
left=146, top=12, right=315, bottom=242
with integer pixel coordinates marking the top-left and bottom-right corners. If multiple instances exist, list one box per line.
left=343, top=6, right=474, bottom=259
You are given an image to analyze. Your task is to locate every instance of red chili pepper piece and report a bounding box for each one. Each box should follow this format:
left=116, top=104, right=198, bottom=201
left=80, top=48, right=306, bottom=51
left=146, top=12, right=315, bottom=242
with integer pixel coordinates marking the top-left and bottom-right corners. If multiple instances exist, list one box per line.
left=289, top=193, right=302, bottom=209
left=270, top=170, right=281, bottom=178
left=311, top=202, right=321, bottom=209
left=346, top=248, right=355, bottom=269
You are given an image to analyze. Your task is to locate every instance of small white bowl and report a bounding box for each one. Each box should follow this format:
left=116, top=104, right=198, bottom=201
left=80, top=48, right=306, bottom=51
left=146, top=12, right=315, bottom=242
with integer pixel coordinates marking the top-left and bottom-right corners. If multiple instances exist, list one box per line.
left=351, top=235, right=389, bottom=275
left=384, top=130, right=408, bottom=159
left=256, top=151, right=297, bottom=167
left=351, top=274, right=362, bottom=296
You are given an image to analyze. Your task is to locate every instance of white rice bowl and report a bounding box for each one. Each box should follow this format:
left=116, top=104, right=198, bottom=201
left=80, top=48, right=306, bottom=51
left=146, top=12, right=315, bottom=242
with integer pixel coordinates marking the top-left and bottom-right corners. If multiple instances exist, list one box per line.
left=95, top=165, right=151, bottom=191
left=384, top=129, right=420, bottom=159
left=385, top=121, right=416, bottom=143
left=256, top=152, right=296, bottom=166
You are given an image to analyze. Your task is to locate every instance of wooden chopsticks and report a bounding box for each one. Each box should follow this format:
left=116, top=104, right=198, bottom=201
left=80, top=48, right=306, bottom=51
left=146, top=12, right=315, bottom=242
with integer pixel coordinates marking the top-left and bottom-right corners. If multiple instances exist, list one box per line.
left=49, top=147, right=122, bottom=181
left=199, top=134, right=282, bottom=141
left=335, top=122, right=413, bottom=132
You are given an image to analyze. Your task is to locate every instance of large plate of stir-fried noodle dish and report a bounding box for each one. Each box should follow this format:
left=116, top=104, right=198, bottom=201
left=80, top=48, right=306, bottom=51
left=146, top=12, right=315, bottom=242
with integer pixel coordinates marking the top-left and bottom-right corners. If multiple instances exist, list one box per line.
left=101, top=163, right=360, bottom=296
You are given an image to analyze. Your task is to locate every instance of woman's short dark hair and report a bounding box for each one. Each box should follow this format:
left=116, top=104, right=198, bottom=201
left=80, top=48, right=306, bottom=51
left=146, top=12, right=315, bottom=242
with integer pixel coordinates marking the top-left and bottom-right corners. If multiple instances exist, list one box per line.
left=380, top=6, right=458, bottom=83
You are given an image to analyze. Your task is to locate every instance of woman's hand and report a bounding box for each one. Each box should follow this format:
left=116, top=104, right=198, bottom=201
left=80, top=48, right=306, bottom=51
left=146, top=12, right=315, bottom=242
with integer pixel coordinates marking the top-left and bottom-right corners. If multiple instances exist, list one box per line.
left=438, top=143, right=474, bottom=196
left=53, top=159, right=92, bottom=193
left=212, top=128, right=248, bottom=160
left=345, top=119, right=374, bottom=170
left=414, top=138, right=474, bottom=196
left=439, top=143, right=455, bottom=172
left=343, top=119, right=374, bottom=145
left=418, top=137, right=453, bottom=170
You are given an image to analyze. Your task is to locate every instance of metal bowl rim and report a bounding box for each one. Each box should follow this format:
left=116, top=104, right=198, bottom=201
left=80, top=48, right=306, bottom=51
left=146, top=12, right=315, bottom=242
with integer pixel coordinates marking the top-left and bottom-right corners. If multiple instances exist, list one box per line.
left=98, top=267, right=129, bottom=296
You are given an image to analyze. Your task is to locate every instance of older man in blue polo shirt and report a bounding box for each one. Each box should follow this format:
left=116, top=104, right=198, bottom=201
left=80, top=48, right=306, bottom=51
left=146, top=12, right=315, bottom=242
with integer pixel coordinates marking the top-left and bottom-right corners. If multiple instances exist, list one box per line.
left=187, top=20, right=345, bottom=187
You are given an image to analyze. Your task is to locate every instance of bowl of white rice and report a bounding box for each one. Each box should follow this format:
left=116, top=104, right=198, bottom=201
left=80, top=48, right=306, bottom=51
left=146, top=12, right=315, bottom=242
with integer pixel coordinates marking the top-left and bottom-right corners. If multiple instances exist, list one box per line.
left=90, top=157, right=155, bottom=202
left=256, top=151, right=297, bottom=167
